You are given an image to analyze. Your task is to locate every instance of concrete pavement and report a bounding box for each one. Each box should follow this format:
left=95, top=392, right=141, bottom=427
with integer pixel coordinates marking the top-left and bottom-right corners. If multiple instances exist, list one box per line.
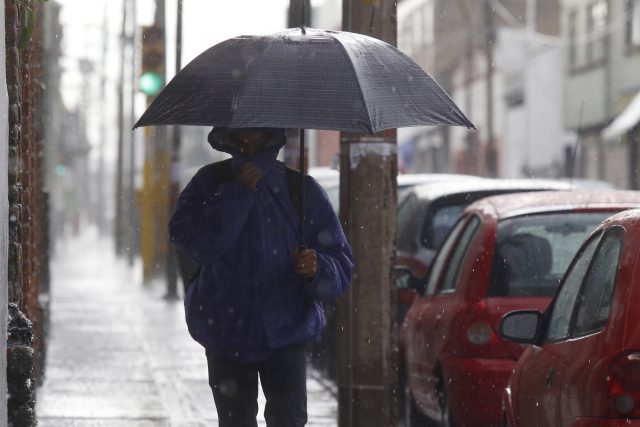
left=36, top=231, right=338, bottom=426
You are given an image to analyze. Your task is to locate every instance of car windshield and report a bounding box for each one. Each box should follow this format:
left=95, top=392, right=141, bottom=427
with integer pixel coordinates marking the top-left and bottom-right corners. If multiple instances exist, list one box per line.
left=488, top=212, right=612, bottom=297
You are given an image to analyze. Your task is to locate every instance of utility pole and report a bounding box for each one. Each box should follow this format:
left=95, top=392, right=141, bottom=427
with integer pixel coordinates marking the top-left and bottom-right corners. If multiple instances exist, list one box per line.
left=139, top=0, right=169, bottom=282
left=97, top=3, right=108, bottom=235
left=128, top=0, right=138, bottom=266
left=165, top=0, right=182, bottom=299
left=459, top=0, right=476, bottom=175
left=337, top=1, right=398, bottom=426
left=115, top=0, right=128, bottom=254
left=484, top=0, right=497, bottom=177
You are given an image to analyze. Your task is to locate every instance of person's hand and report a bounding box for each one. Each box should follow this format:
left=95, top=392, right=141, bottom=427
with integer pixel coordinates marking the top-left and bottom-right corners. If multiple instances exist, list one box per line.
left=236, top=162, right=262, bottom=189
left=294, top=247, right=317, bottom=279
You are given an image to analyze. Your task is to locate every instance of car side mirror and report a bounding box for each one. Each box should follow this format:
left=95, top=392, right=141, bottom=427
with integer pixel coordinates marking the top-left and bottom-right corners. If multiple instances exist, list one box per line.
left=394, top=266, right=426, bottom=295
left=500, top=310, right=544, bottom=344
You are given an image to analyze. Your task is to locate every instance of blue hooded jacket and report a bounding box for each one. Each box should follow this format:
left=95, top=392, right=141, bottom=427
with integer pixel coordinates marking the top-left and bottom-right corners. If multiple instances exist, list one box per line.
left=169, top=128, right=354, bottom=363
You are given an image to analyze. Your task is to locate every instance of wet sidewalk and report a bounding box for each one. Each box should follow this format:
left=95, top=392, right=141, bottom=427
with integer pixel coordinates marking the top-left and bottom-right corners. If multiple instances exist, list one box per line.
left=36, top=231, right=338, bottom=426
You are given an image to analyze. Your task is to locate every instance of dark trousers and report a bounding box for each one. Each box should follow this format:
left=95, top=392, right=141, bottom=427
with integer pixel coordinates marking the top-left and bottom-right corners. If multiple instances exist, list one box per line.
left=206, top=346, right=308, bottom=427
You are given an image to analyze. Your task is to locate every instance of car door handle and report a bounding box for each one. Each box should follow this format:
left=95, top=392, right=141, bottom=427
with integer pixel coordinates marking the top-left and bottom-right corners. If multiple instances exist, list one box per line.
left=545, top=367, right=554, bottom=389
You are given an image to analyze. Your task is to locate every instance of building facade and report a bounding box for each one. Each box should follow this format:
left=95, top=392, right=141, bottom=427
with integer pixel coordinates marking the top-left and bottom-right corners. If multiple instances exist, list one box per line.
left=397, top=0, right=564, bottom=178
left=562, top=0, right=640, bottom=188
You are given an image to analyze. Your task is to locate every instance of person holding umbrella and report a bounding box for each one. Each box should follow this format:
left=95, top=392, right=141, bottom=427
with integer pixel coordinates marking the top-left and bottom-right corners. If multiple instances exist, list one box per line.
left=169, top=126, right=354, bottom=426
left=136, top=24, right=474, bottom=427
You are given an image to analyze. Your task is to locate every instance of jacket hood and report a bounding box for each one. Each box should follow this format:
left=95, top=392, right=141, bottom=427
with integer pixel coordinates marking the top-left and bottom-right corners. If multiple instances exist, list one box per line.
left=207, top=127, right=287, bottom=159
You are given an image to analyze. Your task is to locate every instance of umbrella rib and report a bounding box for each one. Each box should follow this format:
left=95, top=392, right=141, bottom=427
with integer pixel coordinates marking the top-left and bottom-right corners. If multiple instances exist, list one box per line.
left=326, top=32, right=375, bottom=135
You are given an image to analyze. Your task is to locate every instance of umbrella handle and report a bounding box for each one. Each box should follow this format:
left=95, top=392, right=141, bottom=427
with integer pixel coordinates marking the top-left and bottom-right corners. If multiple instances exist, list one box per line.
left=299, top=128, right=306, bottom=247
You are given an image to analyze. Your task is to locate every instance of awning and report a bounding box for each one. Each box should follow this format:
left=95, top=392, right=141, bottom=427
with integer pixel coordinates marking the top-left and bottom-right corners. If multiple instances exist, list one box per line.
left=602, top=91, right=640, bottom=140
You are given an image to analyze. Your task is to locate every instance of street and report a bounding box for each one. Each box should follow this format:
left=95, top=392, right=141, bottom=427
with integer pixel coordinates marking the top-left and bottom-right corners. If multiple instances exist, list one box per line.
left=36, top=230, right=338, bottom=426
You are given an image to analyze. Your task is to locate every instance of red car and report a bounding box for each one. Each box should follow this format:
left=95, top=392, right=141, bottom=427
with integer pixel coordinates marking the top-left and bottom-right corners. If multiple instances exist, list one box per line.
left=501, top=208, right=640, bottom=427
left=399, top=191, right=640, bottom=427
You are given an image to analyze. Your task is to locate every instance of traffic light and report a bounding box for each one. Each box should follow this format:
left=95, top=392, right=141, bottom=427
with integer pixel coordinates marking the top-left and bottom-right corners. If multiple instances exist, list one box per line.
left=140, top=25, right=165, bottom=97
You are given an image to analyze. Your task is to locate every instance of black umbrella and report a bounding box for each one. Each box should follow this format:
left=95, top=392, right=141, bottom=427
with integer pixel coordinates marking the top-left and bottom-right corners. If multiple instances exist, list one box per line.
left=134, top=27, right=475, bottom=245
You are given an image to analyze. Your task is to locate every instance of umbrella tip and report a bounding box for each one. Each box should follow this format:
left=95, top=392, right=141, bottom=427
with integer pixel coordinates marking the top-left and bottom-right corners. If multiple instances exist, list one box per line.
left=300, top=26, right=306, bottom=35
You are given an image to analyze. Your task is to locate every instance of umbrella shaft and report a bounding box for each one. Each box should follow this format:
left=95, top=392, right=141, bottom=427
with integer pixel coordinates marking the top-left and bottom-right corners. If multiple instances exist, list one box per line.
left=299, top=129, right=306, bottom=247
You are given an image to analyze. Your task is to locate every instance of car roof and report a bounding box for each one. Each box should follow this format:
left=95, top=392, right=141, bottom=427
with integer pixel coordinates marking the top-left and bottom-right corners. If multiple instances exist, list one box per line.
left=599, top=208, right=640, bottom=229
left=407, top=178, right=572, bottom=201
left=310, top=171, right=486, bottom=190
left=397, top=173, right=484, bottom=187
left=468, top=190, right=640, bottom=219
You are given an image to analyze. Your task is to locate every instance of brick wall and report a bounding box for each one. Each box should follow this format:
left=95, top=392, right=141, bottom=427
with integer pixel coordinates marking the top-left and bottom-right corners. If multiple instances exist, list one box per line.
left=5, top=1, right=50, bottom=424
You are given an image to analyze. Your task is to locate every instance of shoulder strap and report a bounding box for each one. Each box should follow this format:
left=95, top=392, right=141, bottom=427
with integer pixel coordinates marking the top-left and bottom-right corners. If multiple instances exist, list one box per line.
left=285, top=166, right=302, bottom=217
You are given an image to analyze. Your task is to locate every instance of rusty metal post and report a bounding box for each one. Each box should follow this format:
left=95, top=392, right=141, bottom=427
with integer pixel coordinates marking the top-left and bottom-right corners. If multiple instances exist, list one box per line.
left=337, top=1, right=399, bottom=426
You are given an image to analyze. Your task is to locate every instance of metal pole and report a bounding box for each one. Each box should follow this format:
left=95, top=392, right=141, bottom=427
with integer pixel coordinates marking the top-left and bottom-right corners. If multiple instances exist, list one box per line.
left=459, top=1, right=475, bottom=174
left=299, top=129, right=306, bottom=246
left=128, top=0, right=137, bottom=266
left=97, top=2, right=108, bottom=234
left=115, top=0, right=128, bottom=254
left=484, top=0, right=497, bottom=177
left=166, top=0, right=183, bottom=299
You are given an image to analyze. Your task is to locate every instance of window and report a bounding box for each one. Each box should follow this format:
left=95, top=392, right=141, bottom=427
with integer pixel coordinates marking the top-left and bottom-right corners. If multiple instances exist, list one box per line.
left=627, top=0, right=640, bottom=47
left=488, top=212, right=610, bottom=298
left=424, top=217, right=468, bottom=296
left=546, top=233, right=600, bottom=342
left=586, top=1, right=607, bottom=64
left=439, top=216, right=480, bottom=293
left=396, top=194, right=427, bottom=253
left=572, top=228, right=624, bottom=335
left=568, top=9, right=578, bottom=67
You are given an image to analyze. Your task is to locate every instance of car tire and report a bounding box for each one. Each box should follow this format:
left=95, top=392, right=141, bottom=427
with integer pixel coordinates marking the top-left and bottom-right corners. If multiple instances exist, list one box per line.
left=406, top=387, right=439, bottom=427
left=439, top=382, right=456, bottom=427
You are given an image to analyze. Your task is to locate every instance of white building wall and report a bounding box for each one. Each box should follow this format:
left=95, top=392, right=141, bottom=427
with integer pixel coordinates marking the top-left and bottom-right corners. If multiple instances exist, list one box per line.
left=449, top=50, right=504, bottom=174
left=527, top=44, right=569, bottom=174
left=497, top=27, right=570, bottom=178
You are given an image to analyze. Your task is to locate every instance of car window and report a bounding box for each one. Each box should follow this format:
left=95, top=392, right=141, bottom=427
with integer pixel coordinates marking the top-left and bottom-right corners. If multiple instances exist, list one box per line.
left=439, top=216, right=481, bottom=293
left=396, top=194, right=428, bottom=253
left=424, top=217, right=469, bottom=296
left=430, top=204, right=467, bottom=249
left=572, top=227, right=624, bottom=336
left=546, top=232, right=601, bottom=342
left=323, top=185, right=340, bottom=212
left=488, top=212, right=610, bottom=298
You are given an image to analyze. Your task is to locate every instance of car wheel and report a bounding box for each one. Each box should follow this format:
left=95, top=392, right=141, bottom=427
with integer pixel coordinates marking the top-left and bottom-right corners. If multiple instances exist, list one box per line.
left=439, top=382, right=456, bottom=427
left=406, top=386, right=439, bottom=427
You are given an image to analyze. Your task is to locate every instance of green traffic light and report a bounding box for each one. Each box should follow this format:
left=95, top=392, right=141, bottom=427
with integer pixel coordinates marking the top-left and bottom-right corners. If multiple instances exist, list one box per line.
left=139, top=72, right=164, bottom=96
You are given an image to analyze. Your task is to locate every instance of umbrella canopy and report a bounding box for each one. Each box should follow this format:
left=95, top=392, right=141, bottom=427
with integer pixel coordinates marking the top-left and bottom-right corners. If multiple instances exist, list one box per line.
left=134, top=27, right=474, bottom=132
